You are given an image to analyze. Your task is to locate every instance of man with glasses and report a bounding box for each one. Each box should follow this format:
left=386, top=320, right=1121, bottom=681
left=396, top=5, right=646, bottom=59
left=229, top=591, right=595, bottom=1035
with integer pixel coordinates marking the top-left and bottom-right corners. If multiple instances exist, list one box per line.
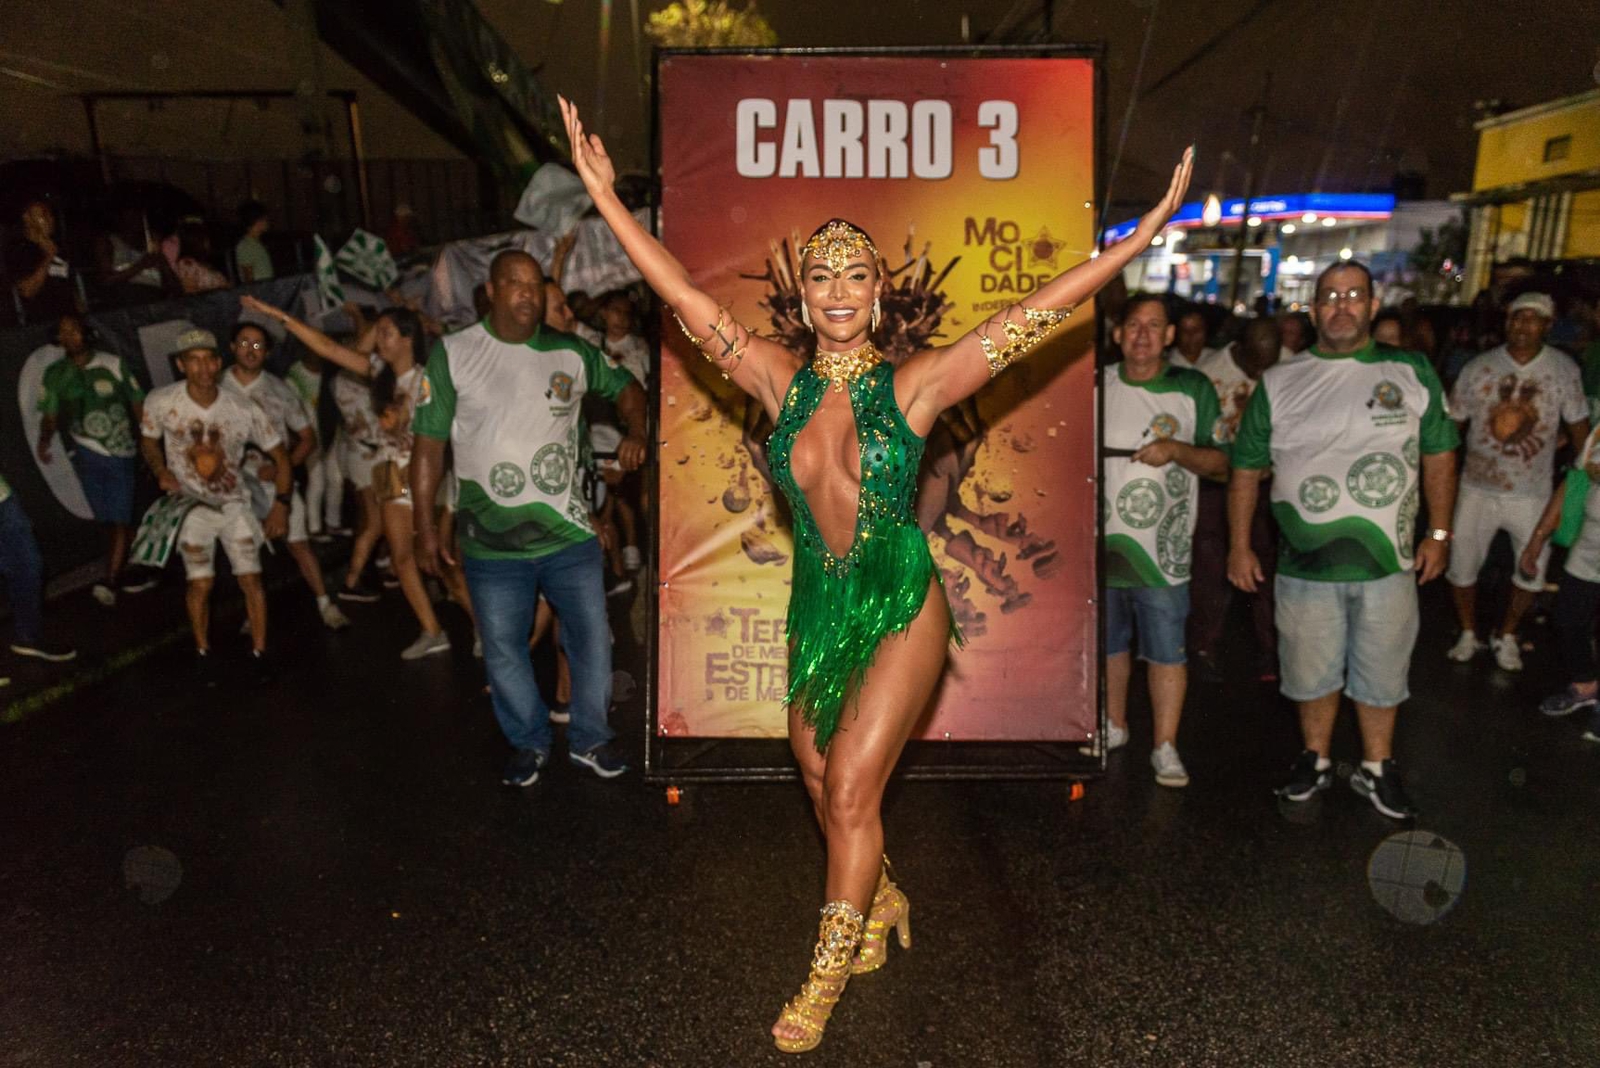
left=1228, top=262, right=1459, bottom=819
left=221, top=322, right=351, bottom=631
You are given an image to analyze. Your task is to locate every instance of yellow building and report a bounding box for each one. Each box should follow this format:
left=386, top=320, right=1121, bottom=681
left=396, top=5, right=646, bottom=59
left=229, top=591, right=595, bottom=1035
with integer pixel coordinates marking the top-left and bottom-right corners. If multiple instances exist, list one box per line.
left=1458, top=87, right=1600, bottom=296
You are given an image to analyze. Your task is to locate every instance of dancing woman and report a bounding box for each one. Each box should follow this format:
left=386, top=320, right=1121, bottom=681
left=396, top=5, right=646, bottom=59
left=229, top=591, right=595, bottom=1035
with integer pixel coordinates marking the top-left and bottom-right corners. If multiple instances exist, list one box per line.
left=562, top=97, right=1190, bottom=1053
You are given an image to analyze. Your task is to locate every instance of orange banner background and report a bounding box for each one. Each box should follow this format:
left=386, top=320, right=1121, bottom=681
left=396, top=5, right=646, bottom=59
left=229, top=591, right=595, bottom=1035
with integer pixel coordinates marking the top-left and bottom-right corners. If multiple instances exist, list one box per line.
left=656, top=53, right=1098, bottom=743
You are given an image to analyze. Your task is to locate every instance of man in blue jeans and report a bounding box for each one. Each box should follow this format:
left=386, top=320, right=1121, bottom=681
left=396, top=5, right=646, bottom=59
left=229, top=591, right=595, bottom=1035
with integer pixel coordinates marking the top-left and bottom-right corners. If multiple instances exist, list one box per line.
left=411, top=250, right=647, bottom=786
left=1, top=473, right=78, bottom=680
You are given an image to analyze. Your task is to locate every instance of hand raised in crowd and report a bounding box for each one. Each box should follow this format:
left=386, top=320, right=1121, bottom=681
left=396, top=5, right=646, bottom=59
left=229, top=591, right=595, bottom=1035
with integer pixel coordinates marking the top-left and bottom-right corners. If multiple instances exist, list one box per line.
left=263, top=501, right=288, bottom=540
left=239, top=293, right=286, bottom=322
left=1228, top=545, right=1265, bottom=593
left=617, top=434, right=648, bottom=472
left=1134, top=145, right=1195, bottom=239
left=1414, top=537, right=1448, bottom=585
left=559, top=96, right=616, bottom=196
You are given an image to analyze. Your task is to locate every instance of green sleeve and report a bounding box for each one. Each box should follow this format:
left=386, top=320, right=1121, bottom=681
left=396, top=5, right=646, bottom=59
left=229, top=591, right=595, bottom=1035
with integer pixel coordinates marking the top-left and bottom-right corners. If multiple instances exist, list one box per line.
left=1415, top=355, right=1460, bottom=454
left=576, top=335, right=639, bottom=401
left=38, top=361, right=64, bottom=416
left=412, top=341, right=456, bottom=440
left=1187, top=372, right=1226, bottom=457
left=122, top=357, right=146, bottom=404
left=1231, top=380, right=1273, bottom=470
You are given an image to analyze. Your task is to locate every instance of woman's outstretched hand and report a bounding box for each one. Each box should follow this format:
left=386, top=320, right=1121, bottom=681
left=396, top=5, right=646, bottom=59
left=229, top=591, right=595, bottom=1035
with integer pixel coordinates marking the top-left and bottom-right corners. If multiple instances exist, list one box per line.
left=1135, top=145, right=1195, bottom=239
left=559, top=95, right=616, bottom=197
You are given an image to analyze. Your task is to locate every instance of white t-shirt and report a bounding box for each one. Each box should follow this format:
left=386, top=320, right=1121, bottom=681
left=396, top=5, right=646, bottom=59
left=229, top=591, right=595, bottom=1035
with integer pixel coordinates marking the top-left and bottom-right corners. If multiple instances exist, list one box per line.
left=600, top=332, right=650, bottom=390
left=221, top=368, right=312, bottom=480
left=1450, top=345, right=1587, bottom=499
left=375, top=363, right=424, bottom=468
left=141, top=382, right=281, bottom=506
left=1165, top=345, right=1217, bottom=372
left=1195, top=346, right=1263, bottom=445
left=1102, top=362, right=1223, bottom=589
left=333, top=360, right=381, bottom=449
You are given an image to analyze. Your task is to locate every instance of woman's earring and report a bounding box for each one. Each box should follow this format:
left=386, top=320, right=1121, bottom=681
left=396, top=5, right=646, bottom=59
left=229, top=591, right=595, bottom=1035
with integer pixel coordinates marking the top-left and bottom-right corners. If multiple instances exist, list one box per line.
left=871, top=299, right=882, bottom=332
left=801, top=303, right=813, bottom=329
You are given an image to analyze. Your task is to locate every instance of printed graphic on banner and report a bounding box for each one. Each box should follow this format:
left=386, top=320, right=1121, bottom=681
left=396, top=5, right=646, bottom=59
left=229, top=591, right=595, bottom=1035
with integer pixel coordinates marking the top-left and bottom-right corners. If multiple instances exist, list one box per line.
left=657, top=53, right=1098, bottom=744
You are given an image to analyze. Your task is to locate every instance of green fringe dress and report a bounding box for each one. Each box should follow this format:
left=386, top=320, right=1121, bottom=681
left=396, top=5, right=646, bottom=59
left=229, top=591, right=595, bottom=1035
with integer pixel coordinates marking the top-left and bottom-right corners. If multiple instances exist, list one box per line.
left=767, top=359, right=962, bottom=753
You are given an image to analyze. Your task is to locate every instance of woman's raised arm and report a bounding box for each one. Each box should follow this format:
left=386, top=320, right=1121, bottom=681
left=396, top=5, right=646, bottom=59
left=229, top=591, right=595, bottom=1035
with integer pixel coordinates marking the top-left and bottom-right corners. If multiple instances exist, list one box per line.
left=897, top=147, right=1194, bottom=432
left=560, top=96, right=799, bottom=418
left=239, top=295, right=375, bottom=378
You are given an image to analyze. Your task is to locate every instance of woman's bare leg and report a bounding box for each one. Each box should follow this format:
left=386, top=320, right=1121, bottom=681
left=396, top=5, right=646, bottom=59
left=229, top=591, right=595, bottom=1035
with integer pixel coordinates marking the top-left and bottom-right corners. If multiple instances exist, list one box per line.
left=774, top=577, right=948, bottom=1043
left=344, top=487, right=382, bottom=587
left=383, top=501, right=442, bottom=634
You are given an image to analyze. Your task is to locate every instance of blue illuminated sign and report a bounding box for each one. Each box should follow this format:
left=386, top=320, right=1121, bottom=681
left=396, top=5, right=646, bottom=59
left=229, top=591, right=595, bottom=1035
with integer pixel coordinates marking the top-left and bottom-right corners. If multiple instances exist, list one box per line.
left=1103, top=192, right=1396, bottom=245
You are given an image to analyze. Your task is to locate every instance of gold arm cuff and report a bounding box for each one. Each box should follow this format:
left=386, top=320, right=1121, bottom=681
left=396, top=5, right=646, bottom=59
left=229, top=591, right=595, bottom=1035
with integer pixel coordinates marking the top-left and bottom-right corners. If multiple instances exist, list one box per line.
left=979, top=305, right=1072, bottom=377
left=672, top=306, right=746, bottom=379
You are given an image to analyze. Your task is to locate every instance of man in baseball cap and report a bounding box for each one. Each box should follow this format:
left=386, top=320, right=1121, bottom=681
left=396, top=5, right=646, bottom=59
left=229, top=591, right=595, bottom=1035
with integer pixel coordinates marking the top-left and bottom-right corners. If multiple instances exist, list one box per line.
left=1445, top=291, right=1588, bottom=673
left=140, top=325, right=292, bottom=685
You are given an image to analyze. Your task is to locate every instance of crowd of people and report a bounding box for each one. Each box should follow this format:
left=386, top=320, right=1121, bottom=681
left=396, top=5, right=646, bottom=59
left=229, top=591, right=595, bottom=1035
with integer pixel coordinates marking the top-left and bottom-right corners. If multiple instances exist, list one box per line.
left=1098, top=267, right=1600, bottom=820
left=1, top=242, right=656, bottom=786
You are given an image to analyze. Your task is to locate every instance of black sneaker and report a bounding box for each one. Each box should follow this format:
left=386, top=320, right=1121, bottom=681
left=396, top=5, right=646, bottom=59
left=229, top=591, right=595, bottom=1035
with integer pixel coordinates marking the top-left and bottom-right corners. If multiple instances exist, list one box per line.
left=338, top=578, right=382, bottom=604
left=1582, top=712, right=1600, bottom=744
left=1349, top=759, right=1418, bottom=820
left=502, top=748, right=547, bottom=787
left=247, top=650, right=276, bottom=688
left=569, top=743, right=628, bottom=779
left=1540, top=685, right=1599, bottom=718
left=1191, top=650, right=1225, bottom=687
left=9, top=637, right=77, bottom=663
left=194, top=649, right=219, bottom=688
left=381, top=572, right=401, bottom=590
left=1274, top=749, right=1332, bottom=801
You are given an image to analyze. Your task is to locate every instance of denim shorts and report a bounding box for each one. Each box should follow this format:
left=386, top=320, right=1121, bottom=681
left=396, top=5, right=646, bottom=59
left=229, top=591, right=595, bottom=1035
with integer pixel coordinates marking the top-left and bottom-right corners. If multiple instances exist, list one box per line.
left=1105, top=583, right=1190, bottom=665
left=1275, top=570, right=1418, bottom=708
left=71, top=448, right=136, bottom=526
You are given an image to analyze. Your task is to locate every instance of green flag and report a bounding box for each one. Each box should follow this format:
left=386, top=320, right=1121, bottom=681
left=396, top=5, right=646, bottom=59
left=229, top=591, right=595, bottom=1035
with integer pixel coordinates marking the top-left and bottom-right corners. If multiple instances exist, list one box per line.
left=335, top=229, right=399, bottom=291
left=314, top=236, right=346, bottom=310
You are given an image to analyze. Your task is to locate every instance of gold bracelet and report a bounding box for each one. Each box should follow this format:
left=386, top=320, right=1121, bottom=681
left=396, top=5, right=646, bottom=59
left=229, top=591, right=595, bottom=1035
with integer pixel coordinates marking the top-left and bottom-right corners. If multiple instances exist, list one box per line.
left=978, top=305, right=1073, bottom=377
left=672, top=306, right=745, bottom=379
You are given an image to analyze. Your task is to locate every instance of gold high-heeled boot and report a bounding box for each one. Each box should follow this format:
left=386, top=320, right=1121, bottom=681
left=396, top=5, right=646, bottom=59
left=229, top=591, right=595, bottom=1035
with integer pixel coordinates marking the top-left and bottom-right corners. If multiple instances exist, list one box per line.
left=851, top=857, right=911, bottom=975
left=774, top=900, right=864, bottom=1054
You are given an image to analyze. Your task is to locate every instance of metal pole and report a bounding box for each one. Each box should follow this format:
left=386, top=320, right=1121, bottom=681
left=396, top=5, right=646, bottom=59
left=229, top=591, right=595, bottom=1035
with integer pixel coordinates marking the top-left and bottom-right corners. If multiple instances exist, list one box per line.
left=1227, top=72, right=1270, bottom=312
left=345, top=94, right=372, bottom=230
left=82, top=96, right=110, bottom=184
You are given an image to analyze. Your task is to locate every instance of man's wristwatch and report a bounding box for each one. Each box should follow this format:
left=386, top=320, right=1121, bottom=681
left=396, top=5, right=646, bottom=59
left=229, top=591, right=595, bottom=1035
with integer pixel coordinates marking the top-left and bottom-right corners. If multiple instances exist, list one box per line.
left=274, top=492, right=293, bottom=507
left=1426, top=528, right=1452, bottom=543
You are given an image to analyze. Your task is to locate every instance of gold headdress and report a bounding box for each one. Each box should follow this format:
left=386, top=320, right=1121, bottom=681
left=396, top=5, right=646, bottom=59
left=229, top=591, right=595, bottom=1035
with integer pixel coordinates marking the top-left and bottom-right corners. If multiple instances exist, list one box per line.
left=800, top=220, right=880, bottom=275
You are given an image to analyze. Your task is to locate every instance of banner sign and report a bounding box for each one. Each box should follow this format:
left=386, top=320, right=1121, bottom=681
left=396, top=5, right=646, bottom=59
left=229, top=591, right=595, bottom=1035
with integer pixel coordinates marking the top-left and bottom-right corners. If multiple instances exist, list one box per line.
left=656, top=51, right=1099, bottom=745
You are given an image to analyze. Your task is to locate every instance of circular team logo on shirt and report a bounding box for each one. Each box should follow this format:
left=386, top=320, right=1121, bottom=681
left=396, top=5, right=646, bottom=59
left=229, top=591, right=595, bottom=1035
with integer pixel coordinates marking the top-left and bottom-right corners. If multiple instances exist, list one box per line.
left=1158, top=499, right=1191, bottom=579
left=83, top=410, right=113, bottom=439
left=547, top=372, right=574, bottom=404
left=530, top=443, right=572, bottom=494
left=1298, top=475, right=1341, bottom=513
left=1347, top=452, right=1407, bottom=508
left=1396, top=484, right=1418, bottom=560
left=489, top=461, right=526, bottom=499
left=1115, top=478, right=1165, bottom=529
left=1164, top=467, right=1190, bottom=499
left=1148, top=413, right=1180, bottom=440
left=1403, top=435, right=1419, bottom=469
left=1371, top=381, right=1403, bottom=411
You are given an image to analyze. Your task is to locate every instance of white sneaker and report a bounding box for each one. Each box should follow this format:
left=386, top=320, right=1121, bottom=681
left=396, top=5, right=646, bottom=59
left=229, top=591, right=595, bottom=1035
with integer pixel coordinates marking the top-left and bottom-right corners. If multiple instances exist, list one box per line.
left=319, top=602, right=352, bottom=631
left=1446, top=630, right=1481, bottom=663
left=1078, top=722, right=1129, bottom=756
left=1151, top=742, right=1190, bottom=788
left=622, top=545, right=642, bottom=572
left=548, top=707, right=572, bottom=725
left=1492, top=633, right=1524, bottom=672
left=91, top=583, right=116, bottom=607
left=400, top=630, right=451, bottom=660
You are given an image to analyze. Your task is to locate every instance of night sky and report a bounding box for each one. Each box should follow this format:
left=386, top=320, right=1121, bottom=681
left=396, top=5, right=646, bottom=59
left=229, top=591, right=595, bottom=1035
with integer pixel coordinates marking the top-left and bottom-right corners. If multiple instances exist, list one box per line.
left=480, top=0, right=1600, bottom=210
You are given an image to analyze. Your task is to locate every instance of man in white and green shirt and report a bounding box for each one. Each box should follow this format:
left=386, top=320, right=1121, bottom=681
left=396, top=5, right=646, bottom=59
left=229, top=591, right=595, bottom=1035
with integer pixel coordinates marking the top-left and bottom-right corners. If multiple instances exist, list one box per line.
left=1096, top=293, right=1228, bottom=789
left=35, top=313, right=148, bottom=605
left=412, top=250, right=647, bottom=786
left=1229, top=262, right=1459, bottom=819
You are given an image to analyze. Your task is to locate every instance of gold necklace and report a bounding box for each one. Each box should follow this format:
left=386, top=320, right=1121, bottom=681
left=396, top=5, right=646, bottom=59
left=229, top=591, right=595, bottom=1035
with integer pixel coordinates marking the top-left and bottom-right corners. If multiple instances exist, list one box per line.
left=812, top=342, right=882, bottom=393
